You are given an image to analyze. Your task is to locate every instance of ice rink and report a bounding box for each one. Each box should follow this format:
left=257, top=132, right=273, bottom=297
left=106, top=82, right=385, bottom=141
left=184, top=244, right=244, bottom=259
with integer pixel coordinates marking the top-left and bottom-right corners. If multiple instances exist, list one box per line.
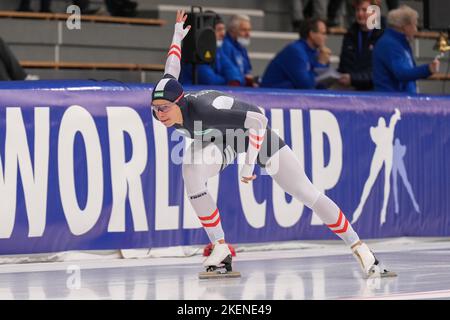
left=1, top=237, right=450, bottom=300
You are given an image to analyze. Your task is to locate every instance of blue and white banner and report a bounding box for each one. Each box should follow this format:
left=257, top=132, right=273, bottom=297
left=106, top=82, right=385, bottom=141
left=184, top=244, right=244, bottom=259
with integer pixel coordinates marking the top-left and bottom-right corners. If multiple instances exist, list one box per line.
left=0, top=80, right=449, bottom=255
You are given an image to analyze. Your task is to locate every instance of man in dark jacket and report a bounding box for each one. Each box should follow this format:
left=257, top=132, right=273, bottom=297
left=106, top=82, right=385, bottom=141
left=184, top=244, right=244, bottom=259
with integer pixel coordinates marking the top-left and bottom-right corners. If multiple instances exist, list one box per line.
left=337, top=0, right=383, bottom=90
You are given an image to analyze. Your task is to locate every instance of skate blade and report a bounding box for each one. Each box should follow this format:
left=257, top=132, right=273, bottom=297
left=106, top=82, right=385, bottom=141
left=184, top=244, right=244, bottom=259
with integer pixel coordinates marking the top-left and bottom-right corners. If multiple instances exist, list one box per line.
left=198, top=271, right=241, bottom=280
left=380, top=270, right=397, bottom=278
left=366, top=270, right=398, bottom=279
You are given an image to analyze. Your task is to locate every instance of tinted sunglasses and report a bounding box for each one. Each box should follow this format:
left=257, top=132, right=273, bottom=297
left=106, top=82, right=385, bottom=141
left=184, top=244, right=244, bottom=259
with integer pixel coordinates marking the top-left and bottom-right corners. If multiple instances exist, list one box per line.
left=151, top=92, right=184, bottom=113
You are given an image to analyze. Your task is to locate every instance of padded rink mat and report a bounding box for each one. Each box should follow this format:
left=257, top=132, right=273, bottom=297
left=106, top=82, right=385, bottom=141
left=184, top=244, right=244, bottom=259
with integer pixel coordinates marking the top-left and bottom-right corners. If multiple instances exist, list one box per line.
left=0, top=237, right=450, bottom=300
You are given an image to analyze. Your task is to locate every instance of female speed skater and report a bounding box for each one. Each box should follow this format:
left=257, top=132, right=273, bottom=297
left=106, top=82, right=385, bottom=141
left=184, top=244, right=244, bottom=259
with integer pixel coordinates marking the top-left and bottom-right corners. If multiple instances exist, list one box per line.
left=151, top=10, right=396, bottom=279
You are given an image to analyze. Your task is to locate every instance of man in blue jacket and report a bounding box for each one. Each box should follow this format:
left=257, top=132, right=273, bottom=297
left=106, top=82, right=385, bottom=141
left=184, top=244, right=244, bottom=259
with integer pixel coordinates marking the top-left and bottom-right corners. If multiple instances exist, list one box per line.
left=181, top=13, right=242, bottom=86
left=261, top=18, right=331, bottom=89
left=221, top=14, right=254, bottom=86
left=373, top=5, right=439, bottom=93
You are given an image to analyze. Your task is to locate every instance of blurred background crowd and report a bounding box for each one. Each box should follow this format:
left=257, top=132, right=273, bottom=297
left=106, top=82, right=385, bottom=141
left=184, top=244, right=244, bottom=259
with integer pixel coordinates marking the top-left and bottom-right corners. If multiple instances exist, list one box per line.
left=0, top=0, right=448, bottom=94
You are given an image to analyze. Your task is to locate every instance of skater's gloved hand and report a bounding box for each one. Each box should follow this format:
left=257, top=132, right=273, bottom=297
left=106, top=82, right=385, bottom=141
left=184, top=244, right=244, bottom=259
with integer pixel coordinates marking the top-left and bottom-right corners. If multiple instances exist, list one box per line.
left=174, top=9, right=191, bottom=41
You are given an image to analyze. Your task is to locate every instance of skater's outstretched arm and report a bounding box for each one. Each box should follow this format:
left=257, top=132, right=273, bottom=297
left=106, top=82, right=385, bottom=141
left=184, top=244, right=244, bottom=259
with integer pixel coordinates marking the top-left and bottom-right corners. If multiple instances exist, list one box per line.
left=163, top=10, right=191, bottom=80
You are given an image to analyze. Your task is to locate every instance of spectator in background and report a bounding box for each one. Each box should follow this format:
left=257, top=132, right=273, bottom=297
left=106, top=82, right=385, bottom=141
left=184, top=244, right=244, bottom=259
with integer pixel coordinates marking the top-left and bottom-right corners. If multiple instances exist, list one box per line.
left=291, top=0, right=347, bottom=29
left=386, top=0, right=399, bottom=10
left=261, top=18, right=331, bottom=89
left=18, top=0, right=52, bottom=12
left=327, top=0, right=346, bottom=27
left=0, top=37, right=34, bottom=81
left=373, top=5, right=439, bottom=94
left=105, top=0, right=138, bottom=17
left=181, top=13, right=243, bottom=86
left=222, top=14, right=255, bottom=87
left=292, top=0, right=313, bottom=30
left=337, top=0, right=384, bottom=90
left=344, top=0, right=399, bottom=28
left=73, top=0, right=101, bottom=14
left=17, top=0, right=100, bottom=14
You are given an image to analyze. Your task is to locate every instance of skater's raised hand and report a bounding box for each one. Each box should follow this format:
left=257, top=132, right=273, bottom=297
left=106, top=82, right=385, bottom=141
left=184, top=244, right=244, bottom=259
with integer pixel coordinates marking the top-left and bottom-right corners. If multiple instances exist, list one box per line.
left=163, top=9, right=190, bottom=79
left=174, top=9, right=191, bottom=41
left=175, top=9, right=187, bottom=23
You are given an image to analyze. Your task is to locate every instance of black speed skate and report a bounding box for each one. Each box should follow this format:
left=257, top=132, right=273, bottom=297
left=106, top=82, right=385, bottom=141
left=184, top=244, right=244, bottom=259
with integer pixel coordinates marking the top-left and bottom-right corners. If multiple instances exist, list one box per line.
left=199, top=242, right=241, bottom=279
